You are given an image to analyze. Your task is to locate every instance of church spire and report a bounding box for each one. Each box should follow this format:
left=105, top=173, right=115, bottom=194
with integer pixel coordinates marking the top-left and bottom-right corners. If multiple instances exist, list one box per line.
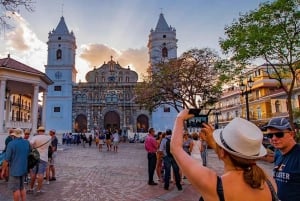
left=155, top=13, right=172, bottom=31
left=54, top=16, right=70, bottom=34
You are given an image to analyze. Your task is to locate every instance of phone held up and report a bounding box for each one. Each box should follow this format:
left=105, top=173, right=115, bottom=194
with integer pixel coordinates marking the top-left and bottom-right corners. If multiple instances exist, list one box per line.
left=185, top=109, right=208, bottom=133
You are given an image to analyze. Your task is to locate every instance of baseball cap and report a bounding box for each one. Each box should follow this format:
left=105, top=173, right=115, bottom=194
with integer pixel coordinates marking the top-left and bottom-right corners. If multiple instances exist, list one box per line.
left=166, top=129, right=172, bottom=135
left=264, top=117, right=292, bottom=130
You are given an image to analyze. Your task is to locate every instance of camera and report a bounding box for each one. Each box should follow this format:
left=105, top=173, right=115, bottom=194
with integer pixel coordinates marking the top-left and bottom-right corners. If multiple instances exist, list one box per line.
left=185, top=109, right=208, bottom=133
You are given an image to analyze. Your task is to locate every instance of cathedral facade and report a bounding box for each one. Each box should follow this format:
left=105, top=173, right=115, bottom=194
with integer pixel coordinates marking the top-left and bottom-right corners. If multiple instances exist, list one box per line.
left=45, top=13, right=178, bottom=134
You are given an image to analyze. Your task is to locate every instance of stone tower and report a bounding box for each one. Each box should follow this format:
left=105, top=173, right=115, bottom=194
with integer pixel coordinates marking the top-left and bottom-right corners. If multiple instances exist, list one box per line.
left=148, top=13, right=180, bottom=131
left=45, top=16, right=77, bottom=133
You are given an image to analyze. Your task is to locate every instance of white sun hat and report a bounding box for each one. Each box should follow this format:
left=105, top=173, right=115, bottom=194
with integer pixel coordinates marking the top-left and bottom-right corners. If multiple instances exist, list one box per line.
left=213, top=117, right=267, bottom=159
left=11, top=128, right=24, bottom=138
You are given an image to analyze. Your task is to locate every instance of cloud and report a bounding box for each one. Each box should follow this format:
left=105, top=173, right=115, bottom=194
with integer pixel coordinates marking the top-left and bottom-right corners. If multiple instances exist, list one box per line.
left=3, top=13, right=47, bottom=73
left=79, top=43, right=148, bottom=80
left=1, top=14, right=149, bottom=82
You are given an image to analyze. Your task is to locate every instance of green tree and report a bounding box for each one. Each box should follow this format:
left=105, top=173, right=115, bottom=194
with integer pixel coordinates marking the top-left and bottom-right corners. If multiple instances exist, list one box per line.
left=135, top=48, right=223, bottom=112
left=220, top=0, right=300, bottom=127
left=0, top=0, right=34, bottom=31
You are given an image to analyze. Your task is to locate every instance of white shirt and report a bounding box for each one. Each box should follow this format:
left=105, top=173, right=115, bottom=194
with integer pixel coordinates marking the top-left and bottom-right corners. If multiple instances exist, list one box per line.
left=30, top=134, right=51, bottom=162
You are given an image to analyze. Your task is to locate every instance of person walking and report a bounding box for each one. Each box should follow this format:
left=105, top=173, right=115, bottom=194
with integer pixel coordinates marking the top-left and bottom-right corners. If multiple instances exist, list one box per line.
left=144, top=128, right=158, bottom=185
left=27, top=126, right=51, bottom=194
left=1, top=128, right=30, bottom=201
left=264, top=117, right=300, bottom=201
left=171, top=109, right=278, bottom=201
left=112, top=130, right=120, bottom=152
left=159, top=129, right=182, bottom=191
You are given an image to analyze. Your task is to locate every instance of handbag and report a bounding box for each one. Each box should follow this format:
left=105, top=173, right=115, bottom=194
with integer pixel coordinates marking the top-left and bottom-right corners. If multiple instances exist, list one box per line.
left=27, top=148, right=40, bottom=170
left=27, top=139, right=51, bottom=170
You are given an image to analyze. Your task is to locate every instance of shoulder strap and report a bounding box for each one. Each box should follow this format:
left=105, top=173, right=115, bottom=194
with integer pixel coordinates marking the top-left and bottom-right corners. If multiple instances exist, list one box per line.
left=198, top=176, right=225, bottom=201
left=216, top=176, right=225, bottom=201
left=266, top=179, right=280, bottom=201
left=35, top=138, right=51, bottom=149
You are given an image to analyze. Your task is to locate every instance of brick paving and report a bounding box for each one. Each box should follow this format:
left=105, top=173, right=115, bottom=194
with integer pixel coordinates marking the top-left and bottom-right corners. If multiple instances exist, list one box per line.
left=0, top=139, right=273, bottom=201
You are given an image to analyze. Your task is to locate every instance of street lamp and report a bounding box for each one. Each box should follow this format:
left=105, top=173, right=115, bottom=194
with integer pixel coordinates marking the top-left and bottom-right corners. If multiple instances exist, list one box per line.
left=239, top=77, right=254, bottom=120
left=213, top=110, right=221, bottom=129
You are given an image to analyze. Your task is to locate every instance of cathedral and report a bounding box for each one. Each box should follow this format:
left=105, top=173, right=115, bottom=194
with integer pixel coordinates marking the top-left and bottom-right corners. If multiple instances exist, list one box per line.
left=45, top=13, right=179, bottom=135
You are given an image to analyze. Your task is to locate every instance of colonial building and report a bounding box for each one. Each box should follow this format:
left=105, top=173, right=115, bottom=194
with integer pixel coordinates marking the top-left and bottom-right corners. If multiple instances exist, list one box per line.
left=45, top=13, right=180, bottom=134
left=0, top=55, right=52, bottom=134
left=72, top=57, right=150, bottom=134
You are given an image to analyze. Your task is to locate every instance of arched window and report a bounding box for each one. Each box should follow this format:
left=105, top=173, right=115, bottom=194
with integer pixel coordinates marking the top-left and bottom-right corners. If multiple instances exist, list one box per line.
left=162, top=47, right=168, bottom=58
left=275, top=100, right=280, bottom=113
left=56, top=49, right=62, bottom=60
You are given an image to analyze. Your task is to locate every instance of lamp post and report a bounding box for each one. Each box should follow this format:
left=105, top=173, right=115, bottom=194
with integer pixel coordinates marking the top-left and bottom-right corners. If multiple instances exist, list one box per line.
left=239, top=77, right=254, bottom=120
left=213, top=110, right=221, bottom=129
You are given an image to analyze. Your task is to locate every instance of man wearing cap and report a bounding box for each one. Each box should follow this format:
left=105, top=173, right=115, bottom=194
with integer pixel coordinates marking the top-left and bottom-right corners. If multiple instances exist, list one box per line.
left=27, top=126, right=51, bottom=194
left=159, top=129, right=182, bottom=191
left=46, top=129, right=58, bottom=182
left=144, top=128, right=158, bottom=185
left=1, top=128, right=30, bottom=201
left=264, top=117, right=300, bottom=201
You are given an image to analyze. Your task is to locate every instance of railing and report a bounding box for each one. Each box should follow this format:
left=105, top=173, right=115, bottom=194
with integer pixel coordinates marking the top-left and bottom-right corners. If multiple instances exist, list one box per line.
left=5, top=121, right=32, bottom=129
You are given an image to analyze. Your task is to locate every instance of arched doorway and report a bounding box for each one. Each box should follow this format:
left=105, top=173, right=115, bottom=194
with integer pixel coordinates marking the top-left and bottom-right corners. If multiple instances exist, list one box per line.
left=104, top=111, right=120, bottom=131
left=75, top=114, right=87, bottom=133
left=136, top=114, right=149, bottom=132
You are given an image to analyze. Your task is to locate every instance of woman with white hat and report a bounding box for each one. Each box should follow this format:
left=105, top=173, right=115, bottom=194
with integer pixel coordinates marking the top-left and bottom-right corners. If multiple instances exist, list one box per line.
left=171, top=109, right=278, bottom=201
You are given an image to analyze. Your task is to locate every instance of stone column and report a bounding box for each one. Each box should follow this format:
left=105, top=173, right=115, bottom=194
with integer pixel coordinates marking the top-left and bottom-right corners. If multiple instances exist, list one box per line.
left=31, top=85, right=39, bottom=134
left=42, top=91, right=47, bottom=128
left=0, top=80, right=7, bottom=133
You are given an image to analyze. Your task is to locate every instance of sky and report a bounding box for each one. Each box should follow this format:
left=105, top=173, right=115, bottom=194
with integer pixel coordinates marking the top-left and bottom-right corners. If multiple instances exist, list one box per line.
left=0, top=0, right=269, bottom=82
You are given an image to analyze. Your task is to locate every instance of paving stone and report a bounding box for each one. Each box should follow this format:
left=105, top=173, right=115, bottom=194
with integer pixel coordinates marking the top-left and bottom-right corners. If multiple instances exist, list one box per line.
left=0, top=141, right=273, bottom=201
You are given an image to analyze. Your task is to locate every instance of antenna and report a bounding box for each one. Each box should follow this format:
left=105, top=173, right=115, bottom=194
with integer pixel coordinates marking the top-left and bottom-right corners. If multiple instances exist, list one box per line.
left=61, top=3, right=64, bottom=16
left=160, top=8, right=163, bottom=14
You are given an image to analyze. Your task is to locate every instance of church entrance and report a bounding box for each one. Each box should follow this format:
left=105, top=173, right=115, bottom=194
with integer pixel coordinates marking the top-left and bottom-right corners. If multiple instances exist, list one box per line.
left=75, top=114, right=87, bottom=133
left=104, top=111, right=120, bottom=131
left=136, top=114, right=149, bottom=132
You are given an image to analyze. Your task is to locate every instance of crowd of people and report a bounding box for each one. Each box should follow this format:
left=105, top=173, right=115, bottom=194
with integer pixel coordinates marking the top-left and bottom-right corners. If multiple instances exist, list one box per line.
left=1, top=112, right=299, bottom=201
left=144, top=126, right=205, bottom=191
left=145, top=109, right=300, bottom=201
left=0, top=126, right=58, bottom=201
left=61, top=129, right=122, bottom=152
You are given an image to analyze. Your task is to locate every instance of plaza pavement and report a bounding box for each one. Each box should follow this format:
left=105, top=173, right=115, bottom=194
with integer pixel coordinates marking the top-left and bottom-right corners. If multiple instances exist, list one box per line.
left=0, top=136, right=273, bottom=201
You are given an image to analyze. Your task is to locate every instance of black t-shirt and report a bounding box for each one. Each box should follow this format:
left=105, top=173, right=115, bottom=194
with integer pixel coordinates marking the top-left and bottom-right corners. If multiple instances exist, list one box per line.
left=105, top=132, right=112, bottom=140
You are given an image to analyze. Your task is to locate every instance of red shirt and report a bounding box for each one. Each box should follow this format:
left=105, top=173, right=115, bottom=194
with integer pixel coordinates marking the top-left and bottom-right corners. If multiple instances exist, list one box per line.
left=144, top=134, right=157, bottom=153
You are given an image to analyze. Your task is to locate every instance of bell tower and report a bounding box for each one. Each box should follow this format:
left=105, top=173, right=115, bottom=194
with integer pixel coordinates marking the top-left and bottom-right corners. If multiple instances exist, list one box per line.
left=147, top=13, right=180, bottom=131
left=148, top=12, right=178, bottom=73
left=45, top=16, right=77, bottom=133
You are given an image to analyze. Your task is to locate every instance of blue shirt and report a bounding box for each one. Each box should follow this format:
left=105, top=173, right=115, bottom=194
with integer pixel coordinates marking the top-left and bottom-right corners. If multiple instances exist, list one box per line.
left=5, top=138, right=30, bottom=176
left=274, top=144, right=300, bottom=201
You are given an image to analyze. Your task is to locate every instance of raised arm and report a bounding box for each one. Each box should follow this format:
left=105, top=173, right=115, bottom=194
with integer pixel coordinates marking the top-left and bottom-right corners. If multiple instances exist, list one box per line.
left=171, top=109, right=218, bottom=199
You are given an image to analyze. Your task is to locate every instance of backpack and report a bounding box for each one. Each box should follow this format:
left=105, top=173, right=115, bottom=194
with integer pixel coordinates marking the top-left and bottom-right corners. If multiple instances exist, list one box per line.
left=28, top=148, right=40, bottom=170
left=166, top=138, right=173, bottom=158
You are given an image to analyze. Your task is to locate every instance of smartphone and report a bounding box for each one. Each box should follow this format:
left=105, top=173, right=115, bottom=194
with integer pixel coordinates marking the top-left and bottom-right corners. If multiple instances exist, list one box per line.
left=186, top=109, right=208, bottom=132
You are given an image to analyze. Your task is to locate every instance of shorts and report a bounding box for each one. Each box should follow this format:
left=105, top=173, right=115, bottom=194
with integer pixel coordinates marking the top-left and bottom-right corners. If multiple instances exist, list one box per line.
left=113, top=141, right=119, bottom=146
left=8, top=175, right=25, bottom=192
left=31, top=160, right=48, bottom=175
left=48, top=152, right=56, bottom=166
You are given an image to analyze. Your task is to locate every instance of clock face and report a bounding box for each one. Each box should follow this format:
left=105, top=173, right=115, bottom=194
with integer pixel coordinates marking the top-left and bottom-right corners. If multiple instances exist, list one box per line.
left=55, top=71, right=62, bottom=80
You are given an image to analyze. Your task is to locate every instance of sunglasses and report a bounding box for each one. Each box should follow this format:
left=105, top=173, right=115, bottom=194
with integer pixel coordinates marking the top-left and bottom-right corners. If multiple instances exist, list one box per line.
left=265, top=132, right=287, bottom=139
